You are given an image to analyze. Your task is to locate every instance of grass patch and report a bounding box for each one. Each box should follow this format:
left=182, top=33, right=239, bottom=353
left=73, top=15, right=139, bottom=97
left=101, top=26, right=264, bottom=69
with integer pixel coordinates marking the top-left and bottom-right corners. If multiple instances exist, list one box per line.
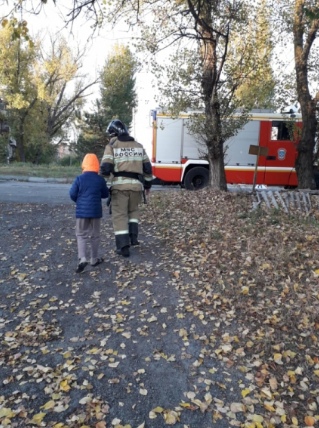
left=0, top=162, right=81, bottom=179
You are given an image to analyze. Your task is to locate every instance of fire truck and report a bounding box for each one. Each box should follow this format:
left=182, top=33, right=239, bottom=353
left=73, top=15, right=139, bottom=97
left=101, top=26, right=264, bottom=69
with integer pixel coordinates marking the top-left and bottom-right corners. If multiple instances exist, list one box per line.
left=151, top=109, right=306, bottom=190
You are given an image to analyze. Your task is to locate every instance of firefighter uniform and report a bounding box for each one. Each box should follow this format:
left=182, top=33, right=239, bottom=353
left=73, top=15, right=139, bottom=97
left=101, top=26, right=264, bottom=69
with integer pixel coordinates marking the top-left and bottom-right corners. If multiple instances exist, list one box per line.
left=100, top=129, right=153, bottom=257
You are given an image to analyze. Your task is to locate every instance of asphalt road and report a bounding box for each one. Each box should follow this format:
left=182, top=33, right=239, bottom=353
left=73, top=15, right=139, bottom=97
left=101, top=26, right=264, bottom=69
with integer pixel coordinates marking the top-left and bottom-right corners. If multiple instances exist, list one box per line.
left=0, top=176, right=281, bottom=205
left=0, top=180, right=73, bottom=204
left=0, top=180, right=180, bottom=204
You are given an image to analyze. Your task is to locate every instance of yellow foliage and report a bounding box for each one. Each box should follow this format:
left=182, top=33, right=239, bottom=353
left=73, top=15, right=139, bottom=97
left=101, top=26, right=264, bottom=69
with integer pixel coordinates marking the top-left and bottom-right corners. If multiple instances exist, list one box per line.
left=59, top=379, right=71, bottom=391
left=41, top=400, right=55, bottom=410
left=241, top=388, right=251, bottom=397
left=31, top=412, right=46, bottom=425
left=0, top=407, right=15, bottom=418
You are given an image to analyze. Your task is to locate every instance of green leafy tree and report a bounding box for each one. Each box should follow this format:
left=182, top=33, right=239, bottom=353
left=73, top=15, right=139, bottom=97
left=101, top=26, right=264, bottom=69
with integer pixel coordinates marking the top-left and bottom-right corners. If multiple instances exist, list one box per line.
left=36, top=35, right=98, bottom=145
left=0, top=19, right=40, bottom=162
left=71, top=104, right=109, bottom=161
left=0, top=21, right=98, bottom=163
left=234, top=0, right=276, bottom=109
left=105, top=0, right=276, bottom=190
left=75, top=44, right=138, bottom=159
left=100, top=44, right=138, bottom=129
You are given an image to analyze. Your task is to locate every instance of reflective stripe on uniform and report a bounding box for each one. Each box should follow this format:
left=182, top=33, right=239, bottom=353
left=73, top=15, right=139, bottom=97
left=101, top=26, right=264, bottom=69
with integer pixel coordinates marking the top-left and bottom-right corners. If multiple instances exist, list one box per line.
left=101, top=154, right=114, bottom=162
left=115, top=229, right=129, bottom=235
left=128, top=219, right=138, bottom=223
left=110, top=177, right=143, bottom=188
left=114, top=157, right=143, bottom=163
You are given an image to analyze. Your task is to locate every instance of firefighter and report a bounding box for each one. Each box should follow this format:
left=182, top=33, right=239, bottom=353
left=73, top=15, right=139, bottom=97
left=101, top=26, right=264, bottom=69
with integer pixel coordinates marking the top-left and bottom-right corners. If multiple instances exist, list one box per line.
left=100, top=119, right=153, bottom=257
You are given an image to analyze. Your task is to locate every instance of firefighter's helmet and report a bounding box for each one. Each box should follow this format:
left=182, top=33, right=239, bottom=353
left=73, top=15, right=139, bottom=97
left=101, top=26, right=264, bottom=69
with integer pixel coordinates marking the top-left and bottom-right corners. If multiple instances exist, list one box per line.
left=106, top=119, right=128, bottom=137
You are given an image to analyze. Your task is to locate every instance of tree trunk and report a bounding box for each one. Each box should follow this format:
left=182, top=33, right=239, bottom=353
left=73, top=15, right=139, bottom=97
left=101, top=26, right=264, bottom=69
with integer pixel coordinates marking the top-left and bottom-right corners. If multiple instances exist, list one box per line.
left=17, top=121, right=26, bottom=162
left=206, top=92, right=227, bottom=191
left=207, top=141, right=227, bottom=190
left=293, top=0, right=318, bottom=189
left=200, top=15, right=228, bottom=191
left=295, top=101, right=317, bottom=189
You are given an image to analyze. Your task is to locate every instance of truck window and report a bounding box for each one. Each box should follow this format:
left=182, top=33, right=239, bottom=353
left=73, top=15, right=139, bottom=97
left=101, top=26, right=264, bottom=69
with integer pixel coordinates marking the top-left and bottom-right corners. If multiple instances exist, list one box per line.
left=271, top=121, right=291, bottom=141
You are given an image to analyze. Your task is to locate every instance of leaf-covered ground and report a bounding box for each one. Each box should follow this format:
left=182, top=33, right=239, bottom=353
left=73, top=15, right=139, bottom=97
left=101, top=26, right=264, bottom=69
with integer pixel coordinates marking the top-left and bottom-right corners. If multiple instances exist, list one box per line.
left=1, top=189, right=319, bottom=428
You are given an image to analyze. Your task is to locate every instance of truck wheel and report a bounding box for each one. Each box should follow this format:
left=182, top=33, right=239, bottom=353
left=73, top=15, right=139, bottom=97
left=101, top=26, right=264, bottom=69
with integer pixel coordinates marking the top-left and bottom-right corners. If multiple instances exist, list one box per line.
left=184, top=167, right=209, bottom=190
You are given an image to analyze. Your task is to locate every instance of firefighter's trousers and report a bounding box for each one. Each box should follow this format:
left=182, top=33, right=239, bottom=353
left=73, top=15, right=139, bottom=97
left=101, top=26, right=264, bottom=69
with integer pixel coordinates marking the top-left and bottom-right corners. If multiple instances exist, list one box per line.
left=111, top=189, right=142, bottom=250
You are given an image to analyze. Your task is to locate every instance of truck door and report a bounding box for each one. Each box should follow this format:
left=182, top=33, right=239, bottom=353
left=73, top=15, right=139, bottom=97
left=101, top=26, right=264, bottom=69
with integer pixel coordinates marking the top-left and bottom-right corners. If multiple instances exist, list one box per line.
left=224, top=120, right=263, bottom=185
left=155, top=117, right=183, bottom=164
left=153, top=117, right=184, bottom=182
left=259, top=121, right=298, bottom=186
left=181, top=119, right=203, bottom=160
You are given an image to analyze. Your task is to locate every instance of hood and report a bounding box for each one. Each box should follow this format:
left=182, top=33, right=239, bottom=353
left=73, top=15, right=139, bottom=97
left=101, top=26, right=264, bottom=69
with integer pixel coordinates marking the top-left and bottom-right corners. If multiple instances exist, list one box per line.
left=82, top=153, right=100, bottom=173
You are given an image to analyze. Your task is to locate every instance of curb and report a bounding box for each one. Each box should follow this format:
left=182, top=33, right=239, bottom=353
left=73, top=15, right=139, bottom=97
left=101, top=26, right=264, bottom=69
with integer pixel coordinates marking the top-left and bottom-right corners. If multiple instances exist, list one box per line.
left=0, top=175, right=72, bottom=183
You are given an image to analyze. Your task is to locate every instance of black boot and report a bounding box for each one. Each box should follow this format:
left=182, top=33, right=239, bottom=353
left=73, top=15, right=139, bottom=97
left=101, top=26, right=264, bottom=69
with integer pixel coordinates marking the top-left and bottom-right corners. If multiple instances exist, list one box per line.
left=120, top=246, right=130, bottom=257
left=129, top=222, right=139, bottom=246
left=130, top=235, right=139, bottom=246
left=115, top=234, right=130, bottom=257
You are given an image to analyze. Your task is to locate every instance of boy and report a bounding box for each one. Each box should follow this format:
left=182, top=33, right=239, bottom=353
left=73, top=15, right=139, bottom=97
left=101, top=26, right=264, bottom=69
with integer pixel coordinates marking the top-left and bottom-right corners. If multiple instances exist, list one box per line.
left=70, top=153, right=109, bottom=273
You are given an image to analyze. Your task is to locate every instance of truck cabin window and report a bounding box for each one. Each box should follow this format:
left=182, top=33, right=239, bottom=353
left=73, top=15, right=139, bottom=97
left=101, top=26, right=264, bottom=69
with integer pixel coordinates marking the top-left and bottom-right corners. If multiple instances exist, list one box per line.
left=271, top=121, right=291, bottom=141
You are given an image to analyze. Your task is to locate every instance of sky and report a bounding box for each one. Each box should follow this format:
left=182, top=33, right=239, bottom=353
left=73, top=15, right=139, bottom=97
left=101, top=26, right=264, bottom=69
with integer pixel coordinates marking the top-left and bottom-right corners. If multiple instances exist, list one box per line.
left=9, top=1, right=158, bottom=156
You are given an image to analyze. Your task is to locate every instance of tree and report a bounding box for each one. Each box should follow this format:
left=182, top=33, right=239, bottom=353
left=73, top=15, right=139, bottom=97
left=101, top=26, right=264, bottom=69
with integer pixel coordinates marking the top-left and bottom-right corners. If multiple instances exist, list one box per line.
left=0, top=19, right=40, bottom=162
left=271, top=1, right=319, bottom=189
left=100, top=44, right=138, bottom=128
left=234, top=0, right=276, bottom=110
left=6, top=1, right=278, bottom=190
left=71, top=103, right=109, bottom=161
left=32, top=0, right=316, bottom=191
left=0, top=1, right=105, bottom=28
left=102, top=0, right=276, bottom=190
left=74, top=44, right=138, bottom=159
left=36, top=34, right=99, bottom=144
left=292, top=1, right=319, bottom=189
left=0, top=20, right=98, bottom=163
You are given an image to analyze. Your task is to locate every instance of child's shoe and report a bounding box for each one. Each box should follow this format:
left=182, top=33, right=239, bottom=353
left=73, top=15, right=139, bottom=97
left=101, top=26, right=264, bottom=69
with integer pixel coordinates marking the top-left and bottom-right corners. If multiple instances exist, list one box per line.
left=76, top=259, right=88, bottom=273
left=91, top=258, right=104, bottom=267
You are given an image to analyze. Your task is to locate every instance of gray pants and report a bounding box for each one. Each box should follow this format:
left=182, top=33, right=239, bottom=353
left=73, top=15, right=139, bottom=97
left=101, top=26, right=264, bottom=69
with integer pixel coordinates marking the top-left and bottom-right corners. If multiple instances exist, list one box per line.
left=75, top=218, right=101, bottom=262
